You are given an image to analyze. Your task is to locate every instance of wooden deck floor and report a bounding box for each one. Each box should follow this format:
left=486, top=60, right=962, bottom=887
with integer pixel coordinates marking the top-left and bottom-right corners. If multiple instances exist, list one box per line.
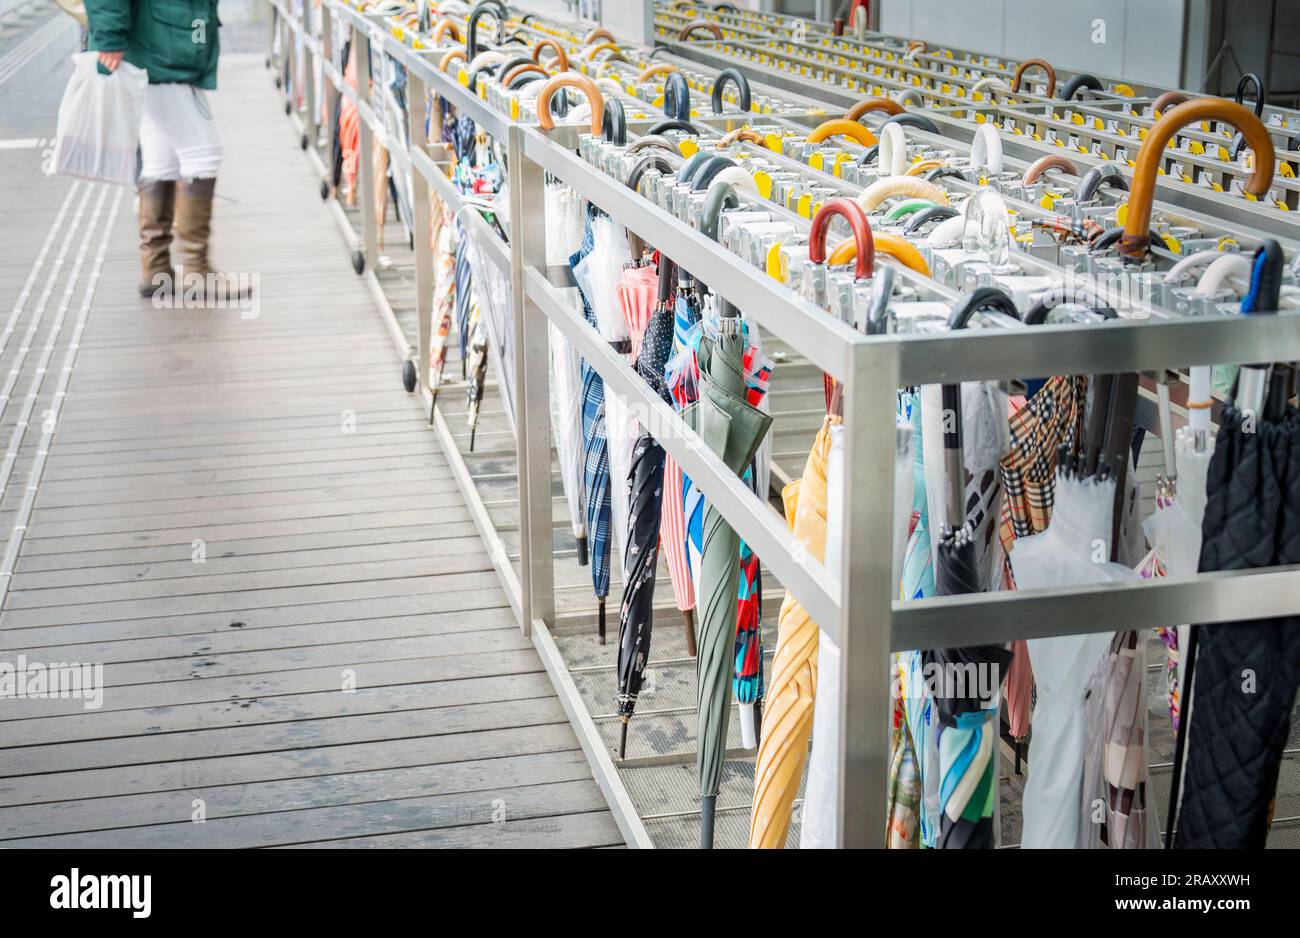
left=0, top=47, right=622, bottom=848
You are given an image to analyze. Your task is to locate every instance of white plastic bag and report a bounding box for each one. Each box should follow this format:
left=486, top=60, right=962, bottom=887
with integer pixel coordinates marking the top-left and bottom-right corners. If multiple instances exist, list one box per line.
left=53, top=53, right=148, bottom=187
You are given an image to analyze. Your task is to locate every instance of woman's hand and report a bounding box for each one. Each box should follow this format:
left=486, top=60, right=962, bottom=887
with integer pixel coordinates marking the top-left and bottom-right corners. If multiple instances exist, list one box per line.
left=97, top=51, right=125, bottom=72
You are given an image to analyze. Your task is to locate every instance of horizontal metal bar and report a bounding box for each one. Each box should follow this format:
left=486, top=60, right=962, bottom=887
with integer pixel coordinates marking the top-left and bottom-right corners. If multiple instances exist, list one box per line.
left=523, top=264, right=843, bottom=638
left=893, top=310, right=1300, bottom=387
left=892, top=565, right=1300, bottom=650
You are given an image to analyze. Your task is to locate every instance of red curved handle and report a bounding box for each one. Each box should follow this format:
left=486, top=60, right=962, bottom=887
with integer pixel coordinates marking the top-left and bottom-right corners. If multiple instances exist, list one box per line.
left=809, top=197, right=874, bottom=280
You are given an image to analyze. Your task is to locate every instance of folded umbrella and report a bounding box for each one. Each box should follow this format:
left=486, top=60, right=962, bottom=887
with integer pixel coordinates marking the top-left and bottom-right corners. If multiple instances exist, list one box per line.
left=428, top=204, right=457, bottom=412
left=1013, top=467, right=1133, bottom=847
left=661, top=286, right=703, bottom=656
left=749, top=418, right=831, bottom=850
left=687, top=317, right=773, bottom=849
left=1174, top=241, right=1300, bottom=849
left=572, top=221, right=613, bottom=642
left=614, top=260, right=678, bottom=758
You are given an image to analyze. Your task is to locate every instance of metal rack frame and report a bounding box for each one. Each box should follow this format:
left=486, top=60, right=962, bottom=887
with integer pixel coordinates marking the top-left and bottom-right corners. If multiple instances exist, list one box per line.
left=270, top=0, right=1300, bottom=849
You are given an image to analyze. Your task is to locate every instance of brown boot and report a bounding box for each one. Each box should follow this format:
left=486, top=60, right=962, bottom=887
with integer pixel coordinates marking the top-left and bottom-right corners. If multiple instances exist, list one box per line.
left=138, top=179, right=176, bottom=298
left=174, top=177, right=253, bottom=303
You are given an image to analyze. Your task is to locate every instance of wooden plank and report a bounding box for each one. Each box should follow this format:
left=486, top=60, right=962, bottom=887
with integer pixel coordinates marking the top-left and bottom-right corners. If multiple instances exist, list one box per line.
left=286, top=811, right=625, bottom=849
left=1, top=671, right=555, bottom=749
left=0, top=750, right=595, bottom=841
left=0, top=697, right=569, bottom=777
left=0, top=779, right=609, bottom=848
left=0, top=723, right=583, bottom=808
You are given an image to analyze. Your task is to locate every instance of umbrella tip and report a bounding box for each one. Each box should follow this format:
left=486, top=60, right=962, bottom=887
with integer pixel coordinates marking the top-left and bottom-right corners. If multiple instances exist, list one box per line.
left=618, top=718, right=628, bottom=760
left=598, top=597, right=606, bottom=644
left=700, top=795, right=717, bottom=849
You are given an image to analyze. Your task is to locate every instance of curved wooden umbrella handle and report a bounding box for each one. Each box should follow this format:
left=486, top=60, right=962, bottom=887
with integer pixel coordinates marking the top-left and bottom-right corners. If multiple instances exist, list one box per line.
left=844, top=96, right=904, bottom=123
left=637, top=63, right=679, bottom=83
left=679, top=20, right=724, bottom=41
left=1121, top=99, right=1274, bottom=259
left=809, top=197, right=874, bottom=280
left=584, top=27, right=616, bottom=46
left=1151, top=90, right=1189, bottom=115
left=585, top=42, right=623, bottom=62
left=1021, top=154, right=1079, bottom=186
left=438, top=48, right=467, bottom=73
left=1011, top=58, right=1056, bottom=97
left=806, top=118, right=877, bottom=146
left=502, top=62, right=548, bottom=87
left=531, top=38, right=568, bottom=71
left=431, top=19, right=460, bottom=45
left=536, top=73, right=605, bottom=135
left=719, top=127, right=766, bottom=147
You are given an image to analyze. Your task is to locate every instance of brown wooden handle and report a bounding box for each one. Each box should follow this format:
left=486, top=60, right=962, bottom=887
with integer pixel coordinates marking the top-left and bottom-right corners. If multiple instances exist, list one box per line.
left=1121, top=98, right=1275, bottom=258
left=1021, top=154, right=1080, bottom=185
left=1151, top=90, right=1189, bottom=115
left=536, top=73, right=605, bottom=135
left=679, top=20, right=724, bottom=40
left=844, top=96, right=904, bottom=122
left=531, top=39, right=568, bottom=72
left=1011, top=58, right=1056, bottom=97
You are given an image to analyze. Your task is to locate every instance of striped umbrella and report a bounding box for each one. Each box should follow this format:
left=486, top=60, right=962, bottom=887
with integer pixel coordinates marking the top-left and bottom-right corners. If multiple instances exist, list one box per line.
left=571, top=224, right=613, bottom=642
left=689, top=317, right=773, bottom=849
left=734, top=349, right=773, bottom=748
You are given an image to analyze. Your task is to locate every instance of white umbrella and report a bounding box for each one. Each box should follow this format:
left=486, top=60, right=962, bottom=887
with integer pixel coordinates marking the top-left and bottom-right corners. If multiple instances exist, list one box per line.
left=1013, top=469, right=1135, bottom=848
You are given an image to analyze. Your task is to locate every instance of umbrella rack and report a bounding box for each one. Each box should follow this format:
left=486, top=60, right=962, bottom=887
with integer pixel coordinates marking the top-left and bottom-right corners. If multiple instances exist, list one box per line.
left=269, top=0, right=1300, bottom=848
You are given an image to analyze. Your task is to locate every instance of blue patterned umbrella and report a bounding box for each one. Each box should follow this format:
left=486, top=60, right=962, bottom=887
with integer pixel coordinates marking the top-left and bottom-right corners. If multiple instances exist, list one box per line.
left=571, top=218, right=612, bottom=642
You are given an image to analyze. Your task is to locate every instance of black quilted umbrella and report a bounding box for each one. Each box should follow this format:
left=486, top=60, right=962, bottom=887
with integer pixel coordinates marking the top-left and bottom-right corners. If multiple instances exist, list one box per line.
left=614, top=260, right=678, bottom=759
left=1172, top=241, right=1300, bottom=849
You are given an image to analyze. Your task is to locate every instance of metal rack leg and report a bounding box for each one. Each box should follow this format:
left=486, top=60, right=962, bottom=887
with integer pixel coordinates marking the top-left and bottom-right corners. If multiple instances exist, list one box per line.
left=835, top=341, right=898, bottom=848
left=408, top=72, right=434, bottom=397
left=508, top=125, right=554, bottom=636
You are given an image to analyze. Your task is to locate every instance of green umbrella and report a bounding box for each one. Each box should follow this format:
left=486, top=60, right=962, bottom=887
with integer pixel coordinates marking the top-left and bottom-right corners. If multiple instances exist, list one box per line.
left=684, top=316, right=773, bottom=849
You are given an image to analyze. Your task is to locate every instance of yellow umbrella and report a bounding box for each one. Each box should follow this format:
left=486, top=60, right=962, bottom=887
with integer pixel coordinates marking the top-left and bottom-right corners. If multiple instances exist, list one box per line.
left=749, top=417, right=835, bottom=849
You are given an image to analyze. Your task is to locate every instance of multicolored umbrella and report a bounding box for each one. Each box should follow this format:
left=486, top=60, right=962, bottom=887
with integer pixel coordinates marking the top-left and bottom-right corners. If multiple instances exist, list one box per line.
left=749, top=419, right=831, bottom=850
left=660, top=285, right=700, bottom=655
left=687, top=316, right=773, bottom=849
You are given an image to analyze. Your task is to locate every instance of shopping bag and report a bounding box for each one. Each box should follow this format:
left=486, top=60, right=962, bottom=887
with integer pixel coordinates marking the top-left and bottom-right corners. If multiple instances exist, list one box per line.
left=52, top=52, right=148, bottom=187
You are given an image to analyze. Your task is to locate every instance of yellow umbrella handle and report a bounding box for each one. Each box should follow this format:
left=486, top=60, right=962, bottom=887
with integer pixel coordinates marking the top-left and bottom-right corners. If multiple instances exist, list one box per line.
left=828, top=232, right=931, bottom=276
left=438, top=48, right=466, bottom=73
left=806, top=118, right=876, bottom=146
left=637, top=63, right=679, bottom=84
left=431, top=18, right=459, bottom=45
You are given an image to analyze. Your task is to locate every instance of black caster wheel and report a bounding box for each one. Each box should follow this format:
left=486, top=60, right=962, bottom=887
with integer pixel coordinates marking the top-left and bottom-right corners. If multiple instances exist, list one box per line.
left=284, top=100, right=292, bottom=115
left=300, top=133, right=309, bottom=150
left=401, top=360, right=417, bottom=393
left=274, top=76, right=282, bottom=89
left=351, top=250, right=365, bottom=275
left=319, top=179, right=330, bottom=200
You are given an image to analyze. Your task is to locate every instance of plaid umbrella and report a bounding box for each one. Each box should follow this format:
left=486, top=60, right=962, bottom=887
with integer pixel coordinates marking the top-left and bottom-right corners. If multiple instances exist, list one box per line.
left=750, top=418, right=832, bottom=849
left=997, top=376, right=1087, bottom=743
left=687, top=317, right=773, bottom=849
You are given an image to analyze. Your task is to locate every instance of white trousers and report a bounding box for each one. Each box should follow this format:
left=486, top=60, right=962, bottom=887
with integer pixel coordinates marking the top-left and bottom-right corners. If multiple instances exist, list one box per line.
left=139, top=83, right=223, bottom=182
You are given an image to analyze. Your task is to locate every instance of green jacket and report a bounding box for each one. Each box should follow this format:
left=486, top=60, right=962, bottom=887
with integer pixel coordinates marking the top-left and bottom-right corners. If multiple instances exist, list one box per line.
left=85, top=0, right=221, bottom=89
